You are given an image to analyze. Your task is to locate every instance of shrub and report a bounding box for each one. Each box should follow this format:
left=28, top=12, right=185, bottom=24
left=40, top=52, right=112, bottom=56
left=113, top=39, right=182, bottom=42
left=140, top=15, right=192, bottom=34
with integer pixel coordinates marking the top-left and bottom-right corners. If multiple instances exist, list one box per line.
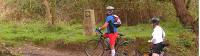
left=177, top=32, right=195, bottom=48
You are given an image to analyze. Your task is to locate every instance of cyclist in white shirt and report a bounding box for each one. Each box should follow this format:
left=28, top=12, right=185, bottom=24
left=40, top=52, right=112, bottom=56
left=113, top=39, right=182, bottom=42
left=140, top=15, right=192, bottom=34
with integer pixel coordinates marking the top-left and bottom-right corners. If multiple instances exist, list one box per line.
left=148, top=17, right=166, bottom=56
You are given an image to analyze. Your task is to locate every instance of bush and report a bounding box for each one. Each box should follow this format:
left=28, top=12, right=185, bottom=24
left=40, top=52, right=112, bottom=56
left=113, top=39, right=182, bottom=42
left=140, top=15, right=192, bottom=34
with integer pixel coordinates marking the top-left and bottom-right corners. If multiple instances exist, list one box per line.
left=177, top=32, right=195, bottom=48
left=5, top=0, right=45, bottom=20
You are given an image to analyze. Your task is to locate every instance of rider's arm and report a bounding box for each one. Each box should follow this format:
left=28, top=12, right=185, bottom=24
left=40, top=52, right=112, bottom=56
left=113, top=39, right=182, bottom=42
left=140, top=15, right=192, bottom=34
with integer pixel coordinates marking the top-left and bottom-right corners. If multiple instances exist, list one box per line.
left=162, top=29, right=166, bottom=38
left=162, top=29, right=166, bottom=41
left=150, top=36, right=156, bottom=43
left=99, top=22, right=108, bottom=30
left=99, top=16, right=112, bottom=30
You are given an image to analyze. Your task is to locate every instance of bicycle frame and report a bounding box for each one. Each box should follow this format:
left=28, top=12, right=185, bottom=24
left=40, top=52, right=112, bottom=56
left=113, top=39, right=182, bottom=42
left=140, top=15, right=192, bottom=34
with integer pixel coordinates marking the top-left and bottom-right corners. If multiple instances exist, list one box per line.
left=84, top=29, right=129, bottom=56
left=95, top=29, right=128, bottom=50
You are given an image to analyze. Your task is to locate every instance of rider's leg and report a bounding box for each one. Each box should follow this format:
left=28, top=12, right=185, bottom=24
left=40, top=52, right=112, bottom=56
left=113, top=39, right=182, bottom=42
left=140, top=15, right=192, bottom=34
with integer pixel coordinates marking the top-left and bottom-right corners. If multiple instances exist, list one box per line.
left=108, top=33, right=117, bottom=56
left=152, top=44, right=162, bottom=56
left=160, top=43, right=165, bottom=56
left=111, top=48, right=115, bottom=56
left=152, top=53, right=159, bottom=56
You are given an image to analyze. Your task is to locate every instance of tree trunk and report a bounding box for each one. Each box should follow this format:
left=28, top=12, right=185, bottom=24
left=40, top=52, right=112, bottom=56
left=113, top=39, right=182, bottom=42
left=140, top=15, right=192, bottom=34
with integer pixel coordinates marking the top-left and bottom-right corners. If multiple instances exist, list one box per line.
left=172, top=0, right=198, bottom=48
left=43, top=0, right=53, bottom=25
left=172, top=0, right=194, bottom=28
left=51, top=0, right=56, bottom=25
left=193, top=19, right=198, bottom=48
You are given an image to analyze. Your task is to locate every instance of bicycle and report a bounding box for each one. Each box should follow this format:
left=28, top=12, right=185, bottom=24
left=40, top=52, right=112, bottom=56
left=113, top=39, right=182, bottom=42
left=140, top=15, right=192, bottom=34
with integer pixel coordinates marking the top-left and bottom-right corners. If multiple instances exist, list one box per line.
left=143, top=42, right=169, bottom=56
left=84, top=29, right=129, bottom=56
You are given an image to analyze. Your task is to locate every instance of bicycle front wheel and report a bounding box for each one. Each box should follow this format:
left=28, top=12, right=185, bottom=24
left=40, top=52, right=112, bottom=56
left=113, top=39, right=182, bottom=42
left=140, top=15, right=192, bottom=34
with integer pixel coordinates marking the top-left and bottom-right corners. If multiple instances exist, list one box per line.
left=84, top=40, right=105, bottom=56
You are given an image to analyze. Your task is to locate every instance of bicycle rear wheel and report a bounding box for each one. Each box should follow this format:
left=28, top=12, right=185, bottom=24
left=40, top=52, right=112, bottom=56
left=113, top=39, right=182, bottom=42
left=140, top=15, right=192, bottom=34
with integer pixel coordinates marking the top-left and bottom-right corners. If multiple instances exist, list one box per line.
left=85, top=40, right=105, bottom=56
left=116, top=47, right=128, bottom=56
left=115, top=38, right=128, bottom=56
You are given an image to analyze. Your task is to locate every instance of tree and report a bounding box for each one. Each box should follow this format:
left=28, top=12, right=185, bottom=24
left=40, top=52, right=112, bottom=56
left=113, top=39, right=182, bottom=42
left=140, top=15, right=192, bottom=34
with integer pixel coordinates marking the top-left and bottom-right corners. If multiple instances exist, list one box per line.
left=172, top=0, right=198, bottom=49
left=43, top=0, right=53, bottom=25
left=172, top=0, right=194, bottom=28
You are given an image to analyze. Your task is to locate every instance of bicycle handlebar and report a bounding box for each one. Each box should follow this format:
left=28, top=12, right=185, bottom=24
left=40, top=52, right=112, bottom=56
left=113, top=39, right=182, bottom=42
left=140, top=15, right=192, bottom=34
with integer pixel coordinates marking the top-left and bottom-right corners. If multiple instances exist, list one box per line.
left=95, top=28, right=103, bottom=35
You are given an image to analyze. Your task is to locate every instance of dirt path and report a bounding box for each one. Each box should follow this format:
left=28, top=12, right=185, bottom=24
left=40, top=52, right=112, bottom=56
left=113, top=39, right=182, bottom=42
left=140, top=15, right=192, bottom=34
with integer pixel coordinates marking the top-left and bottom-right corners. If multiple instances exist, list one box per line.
left=2, top=38, right=194, bottom=56
left=0, top=38, right=146, bottom=56
left=19, top=44, right=85, bottom=56
left=3, top=43, right=86, bottom=56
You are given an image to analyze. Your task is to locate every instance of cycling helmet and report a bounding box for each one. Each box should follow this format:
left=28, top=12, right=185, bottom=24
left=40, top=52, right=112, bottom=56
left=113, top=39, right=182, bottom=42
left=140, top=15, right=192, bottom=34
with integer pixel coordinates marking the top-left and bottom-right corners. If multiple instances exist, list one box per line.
left=106, top=6, right=115, bottom=10
left=151, top=17, right=160, bottom=24
left=106, top=6, right=114, bottom=15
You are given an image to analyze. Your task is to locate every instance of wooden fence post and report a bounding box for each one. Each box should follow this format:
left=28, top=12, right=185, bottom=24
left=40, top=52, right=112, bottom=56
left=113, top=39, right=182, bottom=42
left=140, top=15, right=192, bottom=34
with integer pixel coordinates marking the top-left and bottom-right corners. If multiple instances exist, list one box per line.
left=83, top=9, right=96, bottom=36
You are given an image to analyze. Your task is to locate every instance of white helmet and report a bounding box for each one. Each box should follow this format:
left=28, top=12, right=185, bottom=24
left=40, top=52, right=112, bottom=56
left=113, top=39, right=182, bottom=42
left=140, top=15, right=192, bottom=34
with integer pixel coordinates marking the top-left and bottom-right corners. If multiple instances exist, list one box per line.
left=106, top=6, right=115, bottom=10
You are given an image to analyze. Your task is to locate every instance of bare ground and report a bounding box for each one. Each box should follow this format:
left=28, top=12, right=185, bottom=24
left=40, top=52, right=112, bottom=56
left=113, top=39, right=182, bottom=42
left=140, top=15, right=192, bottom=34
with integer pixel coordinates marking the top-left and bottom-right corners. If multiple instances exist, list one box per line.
left=0, top=38, right=153, bottom=56
left=12, top=44, right=86, bottom=56
left=0, top=40, right=87, bottom=56
left=0, top=38, right=197, bottom=56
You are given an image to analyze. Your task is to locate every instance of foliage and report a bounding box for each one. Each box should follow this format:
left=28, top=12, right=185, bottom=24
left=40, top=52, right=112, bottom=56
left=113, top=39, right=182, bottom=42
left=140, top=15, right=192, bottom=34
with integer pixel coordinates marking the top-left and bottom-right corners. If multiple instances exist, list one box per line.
left=5, top=0, right=45, bottom=19
left=177, top=32, right=195, bottom=48
left=0, top=0, right=198, bottom=56
left=0, top=17, right=197, bottom=56
left=0, top=21, right=88, bottom=45
left=0, top=17, right=193, bottom=45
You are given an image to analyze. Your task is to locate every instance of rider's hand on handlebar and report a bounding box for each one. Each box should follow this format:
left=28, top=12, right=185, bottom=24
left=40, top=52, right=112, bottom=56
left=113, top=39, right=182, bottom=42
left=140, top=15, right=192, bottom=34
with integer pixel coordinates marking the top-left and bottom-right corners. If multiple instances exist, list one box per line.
left=95, top=27, right=102, bottom=34
left=95, top=28, right=100, bottom=32
left=95, top=27, right=104, bottom=35
left=148, top=40, right=151, bottom=43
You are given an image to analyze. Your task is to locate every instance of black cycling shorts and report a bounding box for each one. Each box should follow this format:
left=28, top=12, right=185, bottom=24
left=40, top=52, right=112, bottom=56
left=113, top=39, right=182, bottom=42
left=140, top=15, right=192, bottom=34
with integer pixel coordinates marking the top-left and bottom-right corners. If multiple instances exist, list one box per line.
left=152, top=42, right=164, bottom=54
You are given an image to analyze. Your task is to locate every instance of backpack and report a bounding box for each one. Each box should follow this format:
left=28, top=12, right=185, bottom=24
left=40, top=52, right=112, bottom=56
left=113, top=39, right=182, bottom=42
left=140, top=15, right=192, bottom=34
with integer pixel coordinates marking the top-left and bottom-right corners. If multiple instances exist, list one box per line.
left=107, top=15, right=121, bottom=33
left=113, top=15, right=121, bottom=28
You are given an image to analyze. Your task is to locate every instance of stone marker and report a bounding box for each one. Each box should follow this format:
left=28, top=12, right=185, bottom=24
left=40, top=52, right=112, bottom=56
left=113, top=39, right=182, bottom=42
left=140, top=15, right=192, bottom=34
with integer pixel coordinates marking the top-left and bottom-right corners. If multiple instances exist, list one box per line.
left=83, top=9, right=96, bottom=36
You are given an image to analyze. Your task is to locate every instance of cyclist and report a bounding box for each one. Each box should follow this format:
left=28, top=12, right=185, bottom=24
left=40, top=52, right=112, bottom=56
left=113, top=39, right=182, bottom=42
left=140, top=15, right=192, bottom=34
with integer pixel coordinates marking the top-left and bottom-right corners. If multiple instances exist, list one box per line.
left=97, top=6, right=119, bottom=56
left=148, top=17, right=166, bottom=56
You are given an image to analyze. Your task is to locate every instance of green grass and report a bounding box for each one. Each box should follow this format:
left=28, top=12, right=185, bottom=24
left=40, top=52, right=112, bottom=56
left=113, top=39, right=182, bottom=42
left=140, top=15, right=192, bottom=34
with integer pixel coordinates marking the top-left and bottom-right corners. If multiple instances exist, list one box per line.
left=0, top=21, right=89, bottom=45
left=0, top=19, right=195, bottom=44
left=119, top=19, right=193, bottom=39
left=0, top=19, right=197, bottom=56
